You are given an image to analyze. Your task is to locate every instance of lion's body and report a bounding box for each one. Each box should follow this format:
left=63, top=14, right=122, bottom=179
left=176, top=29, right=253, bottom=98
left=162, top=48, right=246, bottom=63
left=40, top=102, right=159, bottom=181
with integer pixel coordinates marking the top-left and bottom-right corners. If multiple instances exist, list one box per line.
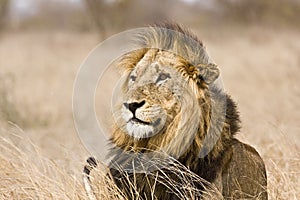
left=107, top=139, right=267, bottom=199
left=84, top=23, right=267, bottom=199
left=222, top=139, right=268, bottom=199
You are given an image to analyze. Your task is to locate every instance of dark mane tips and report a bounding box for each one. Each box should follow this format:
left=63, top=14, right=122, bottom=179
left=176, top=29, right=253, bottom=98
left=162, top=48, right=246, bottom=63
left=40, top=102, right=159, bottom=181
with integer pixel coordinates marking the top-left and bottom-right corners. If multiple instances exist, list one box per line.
left=151, top=22, right=204, bottom=47
left=137, top=22, right=210, bottom=66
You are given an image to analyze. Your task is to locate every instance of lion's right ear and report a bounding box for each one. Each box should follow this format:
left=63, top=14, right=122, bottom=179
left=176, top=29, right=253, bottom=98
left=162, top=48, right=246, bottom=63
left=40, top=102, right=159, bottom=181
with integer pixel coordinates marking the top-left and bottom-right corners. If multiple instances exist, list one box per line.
left=197, top=63, right=220, bottom=85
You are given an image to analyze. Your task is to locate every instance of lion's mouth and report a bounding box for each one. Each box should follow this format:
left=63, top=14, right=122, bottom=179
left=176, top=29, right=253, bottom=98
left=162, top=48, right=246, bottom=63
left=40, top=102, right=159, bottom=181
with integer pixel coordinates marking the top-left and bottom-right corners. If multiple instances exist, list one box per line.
left=130, top=117, right=151, bottom=125
left=125, top=117, right=163, bottom=139
left=129, top=117, right=162, bottom=127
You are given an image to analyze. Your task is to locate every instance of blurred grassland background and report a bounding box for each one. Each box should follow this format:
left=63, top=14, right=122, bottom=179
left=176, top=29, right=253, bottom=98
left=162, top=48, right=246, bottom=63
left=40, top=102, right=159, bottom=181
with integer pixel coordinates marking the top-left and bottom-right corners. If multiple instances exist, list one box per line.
left=0, top=0, right=299, bottom=199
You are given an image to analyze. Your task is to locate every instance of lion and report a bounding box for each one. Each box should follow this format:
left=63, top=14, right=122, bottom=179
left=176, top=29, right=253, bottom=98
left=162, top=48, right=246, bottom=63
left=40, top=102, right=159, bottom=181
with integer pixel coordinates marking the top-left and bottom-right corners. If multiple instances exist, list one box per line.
left=83, top=23, right=268, bottom=200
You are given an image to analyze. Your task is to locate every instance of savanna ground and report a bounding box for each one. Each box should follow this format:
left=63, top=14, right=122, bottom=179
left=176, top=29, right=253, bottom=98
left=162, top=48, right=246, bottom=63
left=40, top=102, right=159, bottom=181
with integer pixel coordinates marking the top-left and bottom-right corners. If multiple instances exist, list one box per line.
left=0, top=25, right=299, bottom=199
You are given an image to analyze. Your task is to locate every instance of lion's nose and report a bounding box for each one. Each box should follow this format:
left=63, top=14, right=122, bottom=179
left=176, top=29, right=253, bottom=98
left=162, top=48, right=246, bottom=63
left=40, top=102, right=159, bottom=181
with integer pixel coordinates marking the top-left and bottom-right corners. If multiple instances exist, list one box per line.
left=124, top=100, right=145, bottom=114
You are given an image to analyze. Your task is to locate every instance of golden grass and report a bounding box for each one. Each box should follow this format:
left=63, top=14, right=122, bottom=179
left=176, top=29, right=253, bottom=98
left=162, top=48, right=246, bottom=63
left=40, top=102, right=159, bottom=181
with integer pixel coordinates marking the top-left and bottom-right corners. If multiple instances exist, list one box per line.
left=0, top=27, right=299, bottom=199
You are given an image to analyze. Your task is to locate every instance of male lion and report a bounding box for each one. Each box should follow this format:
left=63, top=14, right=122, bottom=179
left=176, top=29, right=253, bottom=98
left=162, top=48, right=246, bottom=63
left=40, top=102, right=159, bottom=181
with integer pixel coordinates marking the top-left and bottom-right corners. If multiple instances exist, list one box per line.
left=83, top=23, right=267, bottom=199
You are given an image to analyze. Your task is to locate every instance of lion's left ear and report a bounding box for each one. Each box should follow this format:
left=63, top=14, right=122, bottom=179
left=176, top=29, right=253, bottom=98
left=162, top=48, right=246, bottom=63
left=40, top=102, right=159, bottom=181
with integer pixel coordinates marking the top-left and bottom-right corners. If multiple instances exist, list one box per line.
left=197, top=63, right=220, bottom=84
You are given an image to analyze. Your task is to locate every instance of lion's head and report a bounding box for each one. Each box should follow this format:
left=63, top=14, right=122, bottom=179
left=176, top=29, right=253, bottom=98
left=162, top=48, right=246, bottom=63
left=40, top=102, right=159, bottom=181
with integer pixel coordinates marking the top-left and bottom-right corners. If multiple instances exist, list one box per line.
left=110, top=23, right=238, bottom=161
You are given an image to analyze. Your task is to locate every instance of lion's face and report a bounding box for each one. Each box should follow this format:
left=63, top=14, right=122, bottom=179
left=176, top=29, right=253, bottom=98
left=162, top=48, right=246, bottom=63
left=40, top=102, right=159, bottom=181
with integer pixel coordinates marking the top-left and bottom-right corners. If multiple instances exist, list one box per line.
left=120, top=56, right=184, bottom=139
left=113, top=48, right=215, bottom=157
left=112, top=41, right=220, bottom=158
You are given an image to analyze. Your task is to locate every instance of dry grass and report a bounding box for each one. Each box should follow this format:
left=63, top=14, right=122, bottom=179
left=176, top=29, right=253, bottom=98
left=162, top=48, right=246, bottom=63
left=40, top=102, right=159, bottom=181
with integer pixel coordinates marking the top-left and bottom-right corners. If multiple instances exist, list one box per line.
left=87, top=158, right=223, bottom=200
left=0, top=26, right=299, bottom=199
left=0, top=129, right=86, bottom=199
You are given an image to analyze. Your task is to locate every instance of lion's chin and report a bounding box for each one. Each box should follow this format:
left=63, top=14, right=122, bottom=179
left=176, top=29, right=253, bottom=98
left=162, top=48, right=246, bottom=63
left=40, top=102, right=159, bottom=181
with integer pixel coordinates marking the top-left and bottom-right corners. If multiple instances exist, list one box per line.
left=125, top=118, right=162, bottom=139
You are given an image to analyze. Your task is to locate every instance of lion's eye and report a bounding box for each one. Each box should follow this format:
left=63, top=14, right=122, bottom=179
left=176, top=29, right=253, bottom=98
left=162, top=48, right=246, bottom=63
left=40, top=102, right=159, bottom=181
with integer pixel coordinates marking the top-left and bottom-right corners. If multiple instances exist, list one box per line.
left=156, top=73, right=170, bottom=83
left=130, top=75, right=136, bottom=82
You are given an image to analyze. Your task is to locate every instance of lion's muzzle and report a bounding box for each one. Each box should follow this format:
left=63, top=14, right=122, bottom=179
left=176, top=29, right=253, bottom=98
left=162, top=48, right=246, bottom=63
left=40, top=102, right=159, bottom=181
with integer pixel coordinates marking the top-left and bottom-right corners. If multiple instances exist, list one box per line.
left=121, top=100, right=167, bottom=139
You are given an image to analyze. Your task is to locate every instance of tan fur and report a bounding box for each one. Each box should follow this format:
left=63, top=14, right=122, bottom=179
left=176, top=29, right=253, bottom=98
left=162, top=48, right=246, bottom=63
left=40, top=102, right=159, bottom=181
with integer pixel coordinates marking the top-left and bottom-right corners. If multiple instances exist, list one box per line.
left=113, top=49, right=204, bottom=158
